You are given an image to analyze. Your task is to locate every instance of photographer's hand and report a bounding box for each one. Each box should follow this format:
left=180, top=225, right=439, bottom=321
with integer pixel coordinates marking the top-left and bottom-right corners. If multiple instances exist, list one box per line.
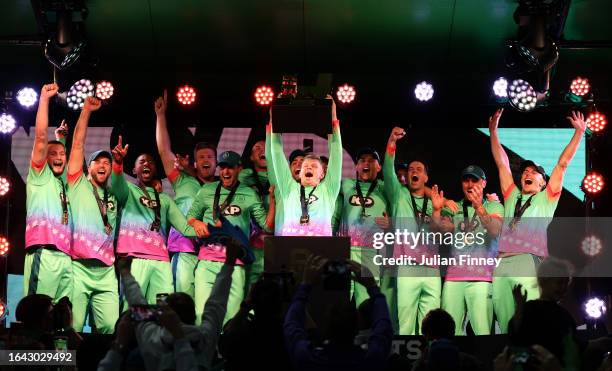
left=157, top=306, right=185, bottom=340
left=346, top=260, right=377, bottom=289
left=302, top=254, right=327, bottom=285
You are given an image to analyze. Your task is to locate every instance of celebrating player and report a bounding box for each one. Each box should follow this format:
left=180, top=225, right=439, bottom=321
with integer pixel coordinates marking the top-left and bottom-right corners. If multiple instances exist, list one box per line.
left=66, top=96, right=120, bottom=333
left=437, top=165, right=504, bottom=335
left=489, top=108, right=586, bottom=333
left=268, top=96, right=342, bottom=236
left=384, top=127, right=453, bottom=335
left=155, top=90, right=217, bottom=299
left=111, top=137, right=198, bottom=305
left=187, top=150, right=275, bottom=325
left=23, top=83, right=72, bottom=302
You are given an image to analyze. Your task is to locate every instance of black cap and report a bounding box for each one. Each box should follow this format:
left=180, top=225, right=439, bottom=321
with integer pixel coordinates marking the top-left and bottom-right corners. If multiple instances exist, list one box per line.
left=520, top=160, right=547, bottom=179
left=87, top=150, right=112, bottom=167
left=289, top=149, right=306, bottom=164
left=355, top=147, right=381, bottom=163
left=461, top=165, right=486, bottom=180
left=217, top=151, right=242, bottom=167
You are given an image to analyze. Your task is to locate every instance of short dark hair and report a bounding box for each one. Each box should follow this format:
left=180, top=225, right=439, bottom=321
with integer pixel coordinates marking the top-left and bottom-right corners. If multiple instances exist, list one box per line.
left=166, top=292, right=196, bottom=325
left=194, top=142, right=217, bottom=159
left=47, top=140, right=65, bottom=148
left=407, top=158, right=429, bottom=174
left=421, top=308, right=455, bottom=340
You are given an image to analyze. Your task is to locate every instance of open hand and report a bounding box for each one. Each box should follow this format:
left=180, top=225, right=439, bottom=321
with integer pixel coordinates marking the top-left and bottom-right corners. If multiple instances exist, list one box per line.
left=489, top=108, right=504, bottom=131
left=346, top=260, right=377, bottom=289
left=430, top=184, right=447, bottom=211
left=567, top=111, right=586, bottom=133
left=192, top=220, right=210, bottom=238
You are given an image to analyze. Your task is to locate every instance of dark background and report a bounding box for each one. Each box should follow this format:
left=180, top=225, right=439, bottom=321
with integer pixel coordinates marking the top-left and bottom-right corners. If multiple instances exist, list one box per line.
left=0, top=0, right=611, bottom=327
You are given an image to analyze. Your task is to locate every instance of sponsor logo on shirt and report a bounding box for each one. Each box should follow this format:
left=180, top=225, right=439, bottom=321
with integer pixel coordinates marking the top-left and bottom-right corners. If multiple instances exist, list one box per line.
left=349, top=195, right=374, bottom=207
left=140, top=197, right=159, bottom=209
left=306, top=195, right=318, bottom=205
left=222, top=205, right=242, bottom=216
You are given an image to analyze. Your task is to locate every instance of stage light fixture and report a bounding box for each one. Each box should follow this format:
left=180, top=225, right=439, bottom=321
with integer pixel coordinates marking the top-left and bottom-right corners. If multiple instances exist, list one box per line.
left=414, top=82, right=434, bottom=102
left=67, top=79, right=94, bottom=111
left=16, top=87, right=38, bottom=108
left=95, top=81, right=114, bottom=100
left=0, top=236, right=8, bottom=256
left=177, top=85, right=196, bottom=106
left=586, top=112, right=607, bottom=133
left=254, top=86, right=274, bottom=106
left=493, top=77, right=508, bottom=98
left=336, top=84, right=356, bottom=104
left=0, top=300, right=5, bottom=321
left=582, top=172, right=604, bottom=196
left=570, top=77, right=590, bottom=97
left=581, top=235, right=603, bottom=257
left=508, top=79, right=537, bottom=112
left=0, top=113, right=17, bottom=135
left=585, top=297, right=606, bottom=320
left=0, top=177, right=9, bottom=197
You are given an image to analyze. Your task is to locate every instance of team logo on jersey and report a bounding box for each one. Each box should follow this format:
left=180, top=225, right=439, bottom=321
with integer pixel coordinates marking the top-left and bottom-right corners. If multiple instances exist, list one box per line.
left=106, top=200, right=116, bottom=212
left=305, top=195, right=318, bottom=205
left=221, top=205, right=242, bottom=216
left=139, top=196, right=159, bottom=209
left=349, top=195, right=374, bottom=208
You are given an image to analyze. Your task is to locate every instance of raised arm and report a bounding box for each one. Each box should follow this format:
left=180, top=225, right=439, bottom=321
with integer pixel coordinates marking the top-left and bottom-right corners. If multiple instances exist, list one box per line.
left=323, top=96, right=342, bottom=199
left=547, top=111, right=586, bottom=197
left=267, top=120, right=292, bottom=198
left=488, top=108, right=514, bottom=195
left=110, top=136, right=130, bottom=207
left=167, top=197, right=197, bottom=238
left=154, top=90, right=177, bottom=178
left=383, top=127, right=405, bottom=200
left=31, top=83, right=59, bottom=169
left=68, top=97, right=101, bottom=177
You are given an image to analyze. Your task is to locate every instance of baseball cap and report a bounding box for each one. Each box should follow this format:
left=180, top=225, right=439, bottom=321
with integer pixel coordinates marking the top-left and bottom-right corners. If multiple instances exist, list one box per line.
left=520, top=160, right=547, bottom=179
left=87, top=150, right=112, bottom=167
left=355, top=147, right=381, bottom=163
left=289, top=149, right=306, bottom=164
left=461, top=165, right=486, bottom=180
left=217, top=151, right=242, bottom=167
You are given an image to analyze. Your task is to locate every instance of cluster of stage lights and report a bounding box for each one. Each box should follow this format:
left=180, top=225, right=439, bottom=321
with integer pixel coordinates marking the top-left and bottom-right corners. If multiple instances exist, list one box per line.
left=570, top=77, right=590, bottom=97
left=0, top=236, right=8, bottom=257
left=507, top=79, right=537, bottom=112
left=414, top=82, right=434, bottom=102
left=581, top=235, right=603, bottom=257
left=177, top=85, right=196, bottom=106
left=0, top=177, right=9, bottom=197
left=585, top=297, right=607, bottom=320
left=0, top=113, right=17, bottom=135
left=254, top=86, right=274, bottom=106
left=587, top=112, right=607, bottom=133
left=582, top=172, right=605, bottom=196
left=95, top=81, right=114, bottom=100
left=67, top=79, right=95, bottom=111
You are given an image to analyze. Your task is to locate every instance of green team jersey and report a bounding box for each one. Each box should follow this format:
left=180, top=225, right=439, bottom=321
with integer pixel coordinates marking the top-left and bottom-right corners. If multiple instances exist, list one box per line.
left=167, top=169, right=202, bottom=253
left=111, top=164, right=195, bottom=261
left=238, top=168, right=270, bottom=209
left=67, top=171, right=118, bottom=266
left=335, top=178, right=388, bottom=248
left=499, top=184, right=560, bottom=257
left=268, top=122, right=342, bottom=236
left=447, top=199, right=504, bottom=281
left=187, top=180, right=270, bottom=261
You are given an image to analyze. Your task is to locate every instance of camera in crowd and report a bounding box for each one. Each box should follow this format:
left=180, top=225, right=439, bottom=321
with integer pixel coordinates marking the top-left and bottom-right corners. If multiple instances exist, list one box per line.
left=322, top=260, right=351, bottom=290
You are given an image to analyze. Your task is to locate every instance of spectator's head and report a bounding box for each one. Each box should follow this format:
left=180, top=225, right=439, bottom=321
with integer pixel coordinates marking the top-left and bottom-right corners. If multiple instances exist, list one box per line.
left=421, top=309, right=455, bottom=342
left=252, top=278, right=283, bottom=320
left=166, top=292, right=196, bottom=325
left=357, top=298, right=373, bottom=331
left=15, top=294, right=54, bottom=332
left=325, top=301, right=358, bottom=346
left=537, top=257, right=573, bottom=302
